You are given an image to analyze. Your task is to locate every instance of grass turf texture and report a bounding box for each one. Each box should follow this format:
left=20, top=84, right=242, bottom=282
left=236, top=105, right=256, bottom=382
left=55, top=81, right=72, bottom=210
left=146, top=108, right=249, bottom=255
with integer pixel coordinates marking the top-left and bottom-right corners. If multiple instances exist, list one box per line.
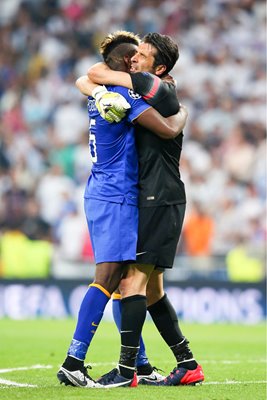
left=0, top=319, right=265, bottom=400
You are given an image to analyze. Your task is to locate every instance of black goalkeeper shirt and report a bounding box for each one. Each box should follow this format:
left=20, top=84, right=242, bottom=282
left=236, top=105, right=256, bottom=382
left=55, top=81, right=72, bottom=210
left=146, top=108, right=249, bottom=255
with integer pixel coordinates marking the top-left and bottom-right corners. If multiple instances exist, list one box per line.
left=130, top=72, right=186, bottom=207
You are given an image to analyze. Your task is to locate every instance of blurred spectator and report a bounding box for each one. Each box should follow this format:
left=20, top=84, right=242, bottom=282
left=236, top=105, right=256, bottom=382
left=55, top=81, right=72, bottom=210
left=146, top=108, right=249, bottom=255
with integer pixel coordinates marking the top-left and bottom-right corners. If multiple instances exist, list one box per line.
left=182, top=201, right=214, bottom=256
left=36, top=164, right=75, bottom=225
left=81, top=231, right=95, bottom=263
left=226, top=234, right=265, bottom=282
left=48, top=137, right=76, bottom=178
left=0, top=227, right=52, bottom=279
left=0, top=167, right=29, bottom=229
left=72, top=133, right=93, bottom=184
left=56, top=202, right=89, bottom=261
left=21, top=196, right=52, bottom=241
left=222, top=124, right=256, bottom=183
left=52, top=97, right=88, bottom=145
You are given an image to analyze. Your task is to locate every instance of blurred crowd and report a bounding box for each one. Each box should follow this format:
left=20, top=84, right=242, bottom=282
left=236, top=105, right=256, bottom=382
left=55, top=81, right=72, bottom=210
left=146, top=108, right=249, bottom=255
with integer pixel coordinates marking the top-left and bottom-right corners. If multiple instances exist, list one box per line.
left=0, top=0, right=266, bottom=277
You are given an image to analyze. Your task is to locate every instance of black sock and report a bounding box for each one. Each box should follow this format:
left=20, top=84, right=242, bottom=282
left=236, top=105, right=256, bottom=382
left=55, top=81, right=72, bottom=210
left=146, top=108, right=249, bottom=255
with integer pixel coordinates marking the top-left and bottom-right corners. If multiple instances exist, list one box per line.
left=148, top=294, right=197, bottom=370
left=136, top=363, right=153, bottom=375
left=118, top=295, right=147, bottom=378
left=147, top=293, right=184, bottom=346
left=62, top=356, right=83, bottom=371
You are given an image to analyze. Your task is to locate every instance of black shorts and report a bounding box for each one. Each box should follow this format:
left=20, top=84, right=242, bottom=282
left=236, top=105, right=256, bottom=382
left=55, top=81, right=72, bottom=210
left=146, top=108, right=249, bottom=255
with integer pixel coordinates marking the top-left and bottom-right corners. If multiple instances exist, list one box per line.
left=136, top=203, right=186, bottom=269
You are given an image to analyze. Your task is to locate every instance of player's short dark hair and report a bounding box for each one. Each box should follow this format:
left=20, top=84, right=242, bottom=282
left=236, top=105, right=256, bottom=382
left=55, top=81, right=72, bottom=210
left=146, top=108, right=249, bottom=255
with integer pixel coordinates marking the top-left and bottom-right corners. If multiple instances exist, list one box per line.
left=143, top=32, right=179, bottom=75
left=100, top=31, right=140, bottom=63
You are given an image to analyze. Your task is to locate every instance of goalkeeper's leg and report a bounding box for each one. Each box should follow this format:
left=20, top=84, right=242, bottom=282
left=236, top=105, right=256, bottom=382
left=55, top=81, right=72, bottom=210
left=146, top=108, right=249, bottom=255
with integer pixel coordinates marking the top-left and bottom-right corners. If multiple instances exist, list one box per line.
left=112, top=290, right=165, bottom=382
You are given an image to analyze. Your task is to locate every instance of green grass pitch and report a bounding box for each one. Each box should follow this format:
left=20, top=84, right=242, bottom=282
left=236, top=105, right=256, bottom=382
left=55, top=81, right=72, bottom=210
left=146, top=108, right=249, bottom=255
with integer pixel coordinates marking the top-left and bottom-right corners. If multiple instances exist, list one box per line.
left=0, top=319, right=266, bottom=400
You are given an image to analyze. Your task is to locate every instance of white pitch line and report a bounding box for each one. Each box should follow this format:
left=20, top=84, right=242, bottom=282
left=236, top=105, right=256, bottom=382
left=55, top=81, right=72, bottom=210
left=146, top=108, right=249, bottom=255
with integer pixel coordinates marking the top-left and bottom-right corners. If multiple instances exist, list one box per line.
left=0, top=365, right=52, bottom=388
left=0, top=365, right=52, bottom=374
left=87, top=362, right=116, bottom=367
left=0, top=378, right=266, bottom=388
left=0, top=363, right=266, bottom=389
left=202, top=359, right=266, bottom=365
left=0, top=378, right=37, bottom=388
left=76, top=359, right=267, bottom=367
left=205, top=380, right=267, bottom=385
left=151, top=359, right=266, bottom=366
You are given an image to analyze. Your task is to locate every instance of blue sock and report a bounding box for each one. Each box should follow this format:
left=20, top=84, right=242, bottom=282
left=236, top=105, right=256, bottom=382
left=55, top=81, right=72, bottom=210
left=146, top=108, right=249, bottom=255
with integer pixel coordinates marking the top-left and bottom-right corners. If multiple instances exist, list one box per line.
left=112, top=294, right=149, bottom=367
left=68, top=284, right=110, bottom=360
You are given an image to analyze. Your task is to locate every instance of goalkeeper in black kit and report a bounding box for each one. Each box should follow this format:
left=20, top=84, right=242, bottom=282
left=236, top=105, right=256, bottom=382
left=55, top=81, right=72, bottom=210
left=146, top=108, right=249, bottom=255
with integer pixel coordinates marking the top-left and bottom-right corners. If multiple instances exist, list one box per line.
left=87, top=32, right=205, bottom=387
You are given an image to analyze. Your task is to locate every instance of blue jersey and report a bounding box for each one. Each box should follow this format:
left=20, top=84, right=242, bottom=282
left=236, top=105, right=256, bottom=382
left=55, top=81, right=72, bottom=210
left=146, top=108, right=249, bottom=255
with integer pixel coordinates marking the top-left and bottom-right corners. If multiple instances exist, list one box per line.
left=84, top=86, right=151, bottom=205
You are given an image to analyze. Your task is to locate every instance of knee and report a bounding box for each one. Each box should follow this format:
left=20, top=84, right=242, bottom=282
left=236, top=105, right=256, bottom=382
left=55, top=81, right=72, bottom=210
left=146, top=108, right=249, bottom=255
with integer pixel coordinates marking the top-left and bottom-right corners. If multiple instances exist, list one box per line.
left=119, top=274, right=146, bottom=298
left=119, top=276, right=136, bottom=297
left=94, top=277, right=119, bottom=295
left=94, top=270, right=121, bottom=295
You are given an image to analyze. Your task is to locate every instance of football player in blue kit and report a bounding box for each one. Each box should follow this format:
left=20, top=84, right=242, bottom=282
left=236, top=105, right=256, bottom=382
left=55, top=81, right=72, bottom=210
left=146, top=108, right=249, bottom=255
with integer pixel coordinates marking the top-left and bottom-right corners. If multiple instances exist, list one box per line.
left=57, top=31, right=188, bottom=388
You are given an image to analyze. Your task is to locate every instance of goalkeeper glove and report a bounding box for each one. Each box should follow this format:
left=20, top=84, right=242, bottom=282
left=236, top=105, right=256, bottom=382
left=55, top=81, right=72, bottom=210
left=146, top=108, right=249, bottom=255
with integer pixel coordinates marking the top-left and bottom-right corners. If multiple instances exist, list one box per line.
left=92, top=86, right=131, bottom=123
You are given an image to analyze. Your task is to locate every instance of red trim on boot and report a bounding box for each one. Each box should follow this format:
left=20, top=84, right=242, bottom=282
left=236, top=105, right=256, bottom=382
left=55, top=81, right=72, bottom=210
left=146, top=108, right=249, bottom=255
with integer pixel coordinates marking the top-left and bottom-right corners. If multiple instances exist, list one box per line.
left=130, top=372, right=138, bottom=387
left=180, top=365, right=204, bottom=385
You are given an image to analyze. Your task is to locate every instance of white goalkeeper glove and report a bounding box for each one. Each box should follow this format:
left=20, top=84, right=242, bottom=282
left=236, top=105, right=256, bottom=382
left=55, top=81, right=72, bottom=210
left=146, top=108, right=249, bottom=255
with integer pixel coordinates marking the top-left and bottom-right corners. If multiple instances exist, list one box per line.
left=92, top=85, right=131, bottom=123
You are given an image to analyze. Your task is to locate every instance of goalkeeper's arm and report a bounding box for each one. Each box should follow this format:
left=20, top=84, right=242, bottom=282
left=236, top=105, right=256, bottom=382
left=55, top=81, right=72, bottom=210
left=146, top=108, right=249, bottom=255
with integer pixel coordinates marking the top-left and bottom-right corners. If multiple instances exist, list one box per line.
left=88, top=62, right=133, bottom=89
left=75, top=75, right=98, bottom=96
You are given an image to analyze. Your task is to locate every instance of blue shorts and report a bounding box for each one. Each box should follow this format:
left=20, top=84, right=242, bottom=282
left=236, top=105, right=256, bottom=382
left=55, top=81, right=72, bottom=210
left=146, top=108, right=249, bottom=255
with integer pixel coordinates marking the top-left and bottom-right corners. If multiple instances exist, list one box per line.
left=84, top=198, right=138, bottom=264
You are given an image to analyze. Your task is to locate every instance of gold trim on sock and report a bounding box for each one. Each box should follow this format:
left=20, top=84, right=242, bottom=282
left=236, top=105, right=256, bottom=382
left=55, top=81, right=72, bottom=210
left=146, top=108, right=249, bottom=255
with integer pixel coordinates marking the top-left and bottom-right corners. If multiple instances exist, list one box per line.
left=89, top=283, right=111, bottom=298
left=112, top=293, right=122, bottom=300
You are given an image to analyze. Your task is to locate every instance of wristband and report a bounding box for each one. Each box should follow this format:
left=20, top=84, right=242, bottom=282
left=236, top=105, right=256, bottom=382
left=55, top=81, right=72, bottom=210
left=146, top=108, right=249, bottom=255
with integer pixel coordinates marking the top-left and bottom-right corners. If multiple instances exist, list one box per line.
left=92, top=85, right=108, bottom=100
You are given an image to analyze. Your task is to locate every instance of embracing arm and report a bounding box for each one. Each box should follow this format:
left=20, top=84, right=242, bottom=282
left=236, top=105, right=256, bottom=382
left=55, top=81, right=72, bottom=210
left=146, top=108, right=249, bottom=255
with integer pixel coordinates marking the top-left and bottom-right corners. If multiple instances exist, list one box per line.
left=136, top=104, right=188, bottom=139
left=88, top=62, right=133, bottom=89
left=75, top=75, right=98, bottom=96
left=80, top=68, right=187, bottom=135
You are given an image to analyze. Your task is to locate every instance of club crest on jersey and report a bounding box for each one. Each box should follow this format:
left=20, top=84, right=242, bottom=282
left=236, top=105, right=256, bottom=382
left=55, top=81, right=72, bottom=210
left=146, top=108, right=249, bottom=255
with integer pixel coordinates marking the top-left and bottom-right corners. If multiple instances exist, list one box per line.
left=128, top=89, right=141, bottom=99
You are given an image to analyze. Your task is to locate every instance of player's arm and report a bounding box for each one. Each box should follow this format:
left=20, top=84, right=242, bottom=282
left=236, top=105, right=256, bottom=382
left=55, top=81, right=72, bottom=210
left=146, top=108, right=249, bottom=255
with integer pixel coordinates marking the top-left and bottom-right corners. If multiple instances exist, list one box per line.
left=88, top=62, right=133, bottom=89
left=135, top=104, right=188, bottom=139
left=89, top=64, right=177, bottom=110
left=75, top=75, right=98, bottom=96
left=76, top=74, right=187, bottom=137
left=131, top=72, right=180, bottom=114
left=89, top=65, right=179, bottom=117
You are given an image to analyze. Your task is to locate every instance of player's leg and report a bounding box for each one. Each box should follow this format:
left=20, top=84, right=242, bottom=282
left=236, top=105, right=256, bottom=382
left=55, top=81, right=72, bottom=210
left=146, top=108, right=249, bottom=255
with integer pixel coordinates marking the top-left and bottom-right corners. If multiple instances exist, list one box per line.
left=144, top=276, right=205, bottom=386
left=62, top=262, right=123, bottom=363
left=140, top=204, right=204, bottom=386
left=97, top=264, right=154, bottom=387
left=58, top=199, right=138, bottom=387
left=147, top=270, right=199, bottom=367
left=112, top=290, right=150, bottom=368
left=120, top=205, right=168, bottom=381
left=58, top=262, right=122, bottom=387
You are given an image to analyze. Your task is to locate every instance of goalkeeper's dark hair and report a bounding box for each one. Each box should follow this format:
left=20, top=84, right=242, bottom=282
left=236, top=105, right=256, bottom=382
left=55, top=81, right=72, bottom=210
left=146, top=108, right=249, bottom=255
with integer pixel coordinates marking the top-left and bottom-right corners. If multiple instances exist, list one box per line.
left=100, top=31, right=140, bottom=70
left=143, top=32, right=179, bottom=75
